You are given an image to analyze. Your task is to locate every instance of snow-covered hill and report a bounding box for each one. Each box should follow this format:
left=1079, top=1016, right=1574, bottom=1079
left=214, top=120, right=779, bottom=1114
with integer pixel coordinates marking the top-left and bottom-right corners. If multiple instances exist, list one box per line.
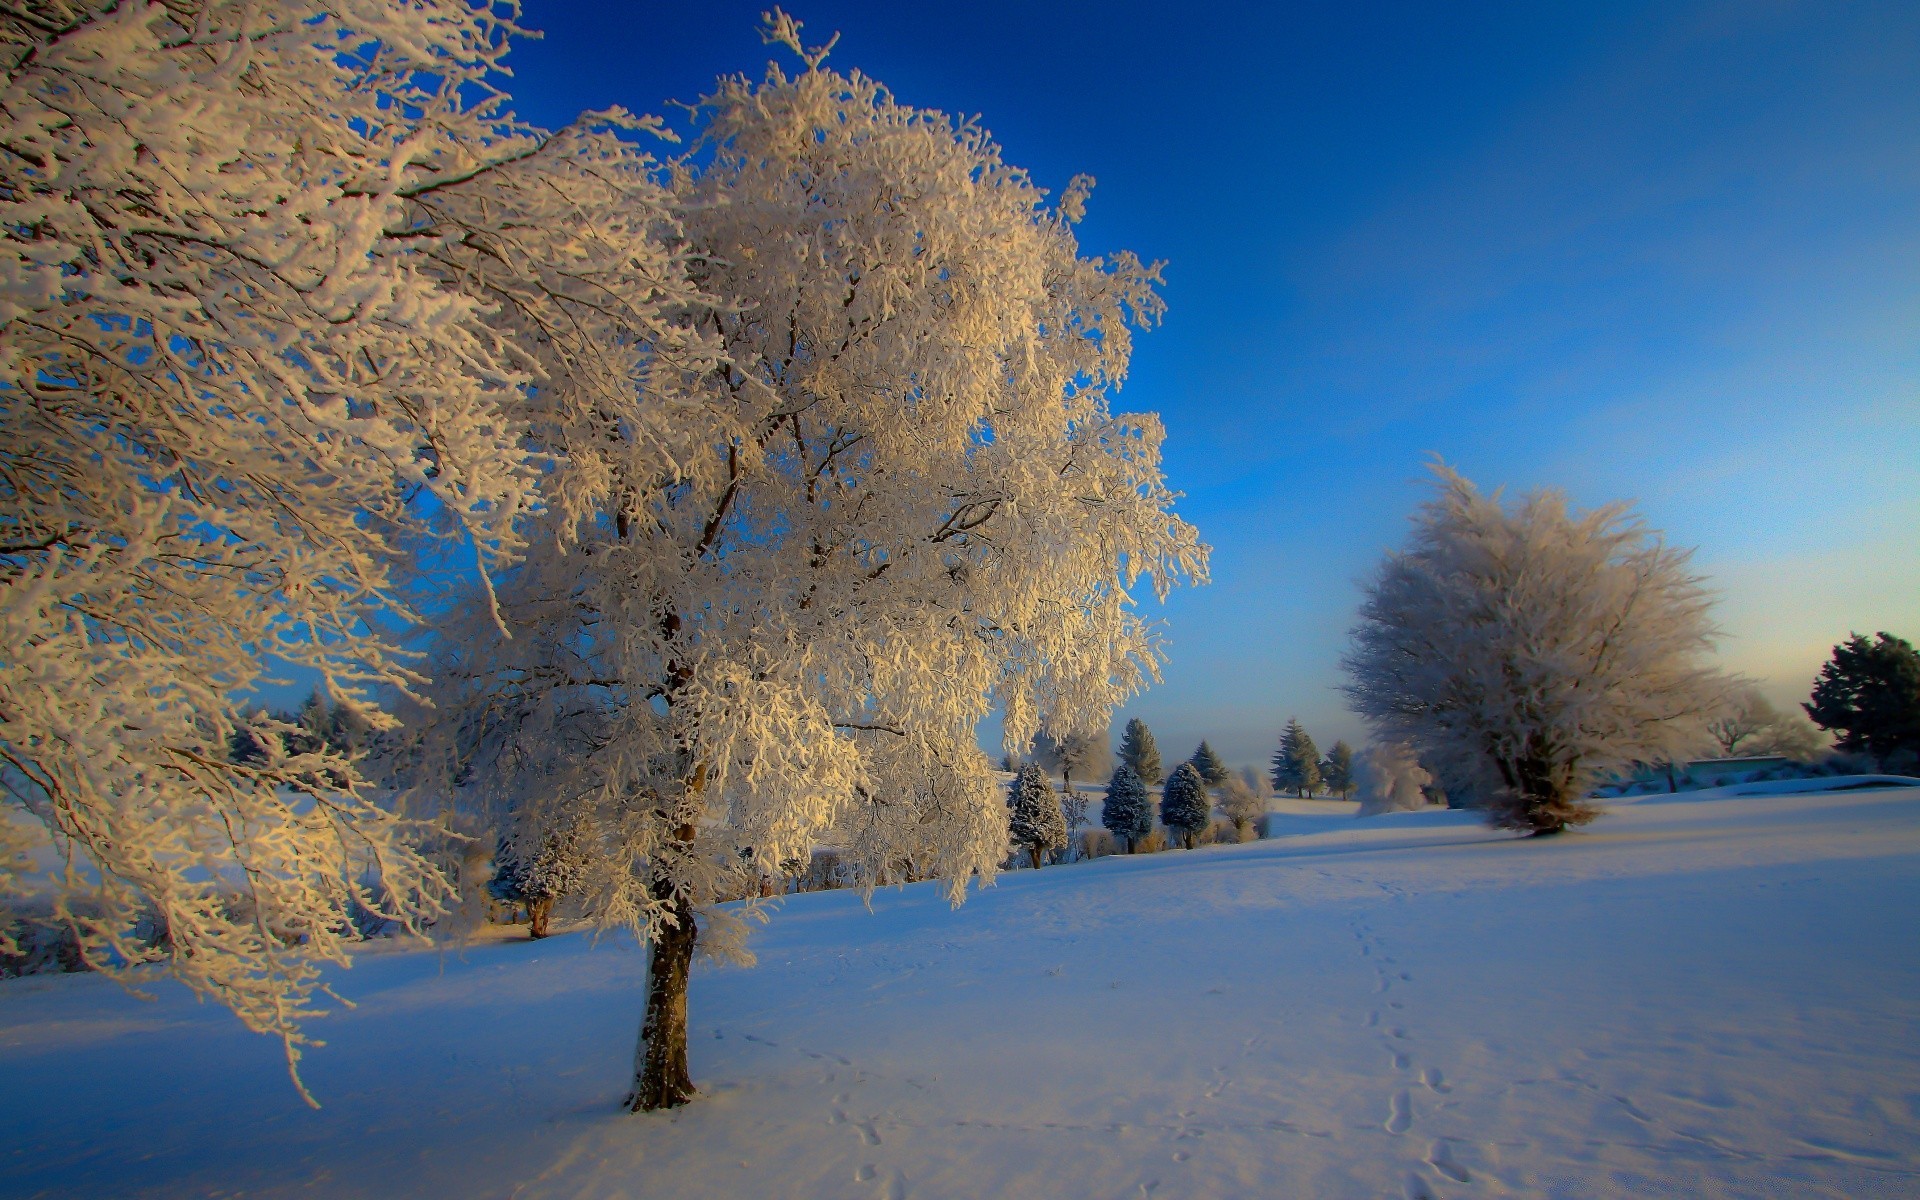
left=5, top=784, right=1919, bottom=1199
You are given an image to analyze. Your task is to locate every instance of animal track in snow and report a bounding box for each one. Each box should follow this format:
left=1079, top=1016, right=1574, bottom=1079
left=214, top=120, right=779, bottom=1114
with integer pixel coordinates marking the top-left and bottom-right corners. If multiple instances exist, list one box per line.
left=1386, top=1089, right=1413, bottom=1134
left=1427, top=1139, right=1470, bottom=1183
left=1421, top=1068, right=1450, bottom=1094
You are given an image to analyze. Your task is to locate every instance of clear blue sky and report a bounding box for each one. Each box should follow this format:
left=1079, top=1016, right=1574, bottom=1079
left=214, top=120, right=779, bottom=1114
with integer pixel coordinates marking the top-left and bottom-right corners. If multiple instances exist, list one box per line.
left=503, top=0, right=1919, bottom=771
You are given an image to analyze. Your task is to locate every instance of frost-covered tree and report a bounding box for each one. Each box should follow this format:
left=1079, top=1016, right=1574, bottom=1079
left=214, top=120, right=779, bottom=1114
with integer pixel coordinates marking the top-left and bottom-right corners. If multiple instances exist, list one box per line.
left=1100, top=764, right=1152, bottom=853
left=1216, top=776, right=1265, bottom=841
left=1032, top=729, right=1109, bottom=795
left=1160, top=763, right=1211, bottom=850
left=412, top=14, right=1206, bottom=1112
left=489, top=825, right=587, bottom=939
left=1352, top=743, right=1431, bottom=817
left=1321, top=740, right=1356, bottom=800
left=1271, top=718, right=1322, bottom=797
left=1805, top=633, right=1920, bottom=765
left=1187, top=741, right=1230, bottom=788
left=1117, top=717, right=1163, bottom=784
left=1343, top=465, right=1728, bottom=836
left=1008, top=765, right=1067, bottom=869
left=1750, top=710, right=1829, bottom=762
left=0, top=0, right=705, bottom=1100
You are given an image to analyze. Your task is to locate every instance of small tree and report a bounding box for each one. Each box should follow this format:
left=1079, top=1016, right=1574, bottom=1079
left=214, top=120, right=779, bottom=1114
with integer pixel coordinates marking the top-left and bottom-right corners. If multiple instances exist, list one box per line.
left=1101, top=764, right=1153, bottom=853
left=1706, top=686, right=1778, bottom=757
left=1032, top=729, right=1110, bottom=795
left=1187, top=741, right=1230, bottom=787
left=1216, top=776, right=1265, bottom=841
left=1271, top=717, right=1322, bottom=797
left=1343, top=464, right=1729, bottom=836
left=1750, top=710, right=1829, bottom=762
left=1009, top=765, right=1068, bottom=869
left=1117, top=718, right=1164, bottom=784
left=1353, top=743, right=1431, bottom=817
left=1160, top=763, right=1211, bottom=850
left=489, top=826, right=587, bottom=939
left=1321, top=740, right=1356, bottom=799
left=1805, top=633, right=1920, bottom=766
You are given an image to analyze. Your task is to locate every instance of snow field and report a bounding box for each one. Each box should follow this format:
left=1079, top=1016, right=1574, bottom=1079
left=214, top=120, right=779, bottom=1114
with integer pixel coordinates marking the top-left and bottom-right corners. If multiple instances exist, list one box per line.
left=3, top=785, right=1918, bottom=1199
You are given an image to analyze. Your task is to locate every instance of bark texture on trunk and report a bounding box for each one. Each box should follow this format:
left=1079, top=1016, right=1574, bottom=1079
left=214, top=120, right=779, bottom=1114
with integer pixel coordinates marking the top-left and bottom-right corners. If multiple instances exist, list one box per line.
left=626, top=884, right=697, bottom=1112
left=528, top=896, right=554, bottom=939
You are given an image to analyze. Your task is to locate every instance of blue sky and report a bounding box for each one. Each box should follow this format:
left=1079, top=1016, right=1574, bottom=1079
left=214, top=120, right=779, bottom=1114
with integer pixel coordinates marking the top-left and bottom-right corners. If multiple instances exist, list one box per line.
left=503, top=0, right=1919, bottom=770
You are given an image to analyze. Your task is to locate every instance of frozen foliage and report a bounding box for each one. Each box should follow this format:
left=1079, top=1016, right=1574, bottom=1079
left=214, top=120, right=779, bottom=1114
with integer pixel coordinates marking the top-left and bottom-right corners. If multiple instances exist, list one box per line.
left=1100, top=764, right=1152, bottom=853
left=1353, top=742, right=1432, bottom=817
left=1031, top=729, right=1110, bottom=792
left=1343, top=465, right=1729, bottom=836
left=1271, top=717, right=1321, bottom=797
left=1215, top=775, right=1265, bottom=840
left=1117, top=717, right=1163, bottom=784
left=489, top=824, right=588, bottom=939
left=1707, top=685, right=1829, bottom=762
left=0, top=0, right=703, bottom=1098
left=1187, top=741, right=1229, bottom=787
left=1159, top=763, right=1211, bottom=850
left=1007, top=765, right=1067, bottom=869
left=1805, top=633, right=1920, bottom=765
left=411, top=13, right=1206, bottom=1110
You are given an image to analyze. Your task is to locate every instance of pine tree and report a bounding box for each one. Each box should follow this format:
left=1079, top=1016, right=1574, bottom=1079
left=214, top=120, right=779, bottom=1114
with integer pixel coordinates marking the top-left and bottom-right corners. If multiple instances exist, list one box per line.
left=1321, top=740, right=1356, bottom=799
left=1188, top=741, right=1230, bottom=787
left=1008, top=765, right=1068, bottom=869
left=1272, top=718, right=1322, bottom=797
left=1804, top=633, right=1920, bottom=765
left=1117, top=718, right=1164, bottom=784
left=1101, top=765, right=1153, bottom=853
left=1160, top=763, right=1212, bottom=850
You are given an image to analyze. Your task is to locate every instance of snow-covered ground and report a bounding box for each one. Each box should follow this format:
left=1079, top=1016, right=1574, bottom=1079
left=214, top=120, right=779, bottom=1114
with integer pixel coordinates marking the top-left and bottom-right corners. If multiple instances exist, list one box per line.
left=5, top=784, right=1919, bottom=1199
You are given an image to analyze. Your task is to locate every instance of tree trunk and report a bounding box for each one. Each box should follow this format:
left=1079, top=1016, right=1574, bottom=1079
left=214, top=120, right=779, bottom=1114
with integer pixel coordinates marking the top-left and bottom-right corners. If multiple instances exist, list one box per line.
left=528, top=896, right=554, bottom=939
left=626, top=885, right=697, bottom=1112
left=1028, top=845, right=1043, bottom=869
left=1124, top=835, right=1136, bottom=854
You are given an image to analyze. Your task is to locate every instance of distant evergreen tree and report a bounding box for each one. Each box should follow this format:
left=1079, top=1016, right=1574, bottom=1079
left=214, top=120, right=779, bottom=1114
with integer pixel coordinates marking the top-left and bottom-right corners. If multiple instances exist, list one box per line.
left=1187, top=741, right=1230, bottom=787
left=1271, top=717, right=1323, bottom=797
left=1117, top=718, right=1163, bottom=784
left=1101, top=764, right=1153, bottom=853
left=1321, top=740, right=1356, bottom=799
left=1805, top=632, right=1920, bottom=766
left=1007, top=764, right=1067, bottom=868
left=1160, top=763, right=1211, bottom=850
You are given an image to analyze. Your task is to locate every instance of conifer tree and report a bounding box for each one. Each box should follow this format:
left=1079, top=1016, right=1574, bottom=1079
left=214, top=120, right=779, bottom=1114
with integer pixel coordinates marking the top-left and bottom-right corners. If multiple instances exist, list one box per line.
left=1321, top=740, right=1356, bottom=799
left=1272, top=718, right=1323, bottom=797
left=1188, top=741, right=1230, bottom=787
left=1008, top=765, right=1068, bottom=869
left=1804, top=632, right=1920, bottom=765
left=1160, top=763, right=1211, bottom=850
left=1117, top=718, right=1164, bottom=784
left=1101, top=764, right=1153, bottom=853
